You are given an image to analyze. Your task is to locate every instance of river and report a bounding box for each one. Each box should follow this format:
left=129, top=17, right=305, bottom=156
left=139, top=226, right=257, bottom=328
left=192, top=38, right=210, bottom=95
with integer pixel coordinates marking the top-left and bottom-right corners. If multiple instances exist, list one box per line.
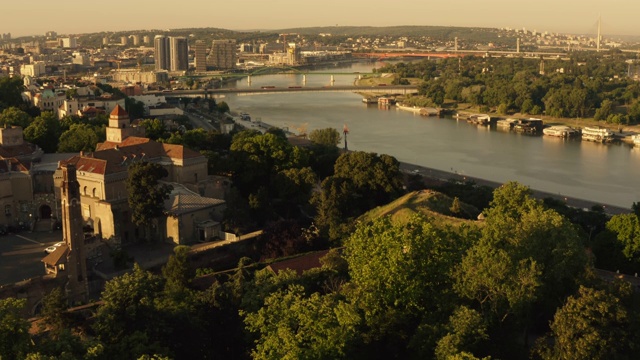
left=219, top=61, right=640, bottom=210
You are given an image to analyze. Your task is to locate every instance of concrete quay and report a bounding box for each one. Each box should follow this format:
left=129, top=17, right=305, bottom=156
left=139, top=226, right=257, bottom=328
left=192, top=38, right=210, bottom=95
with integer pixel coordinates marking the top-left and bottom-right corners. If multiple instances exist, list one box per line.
left=399, top=162, right=631, bottom=216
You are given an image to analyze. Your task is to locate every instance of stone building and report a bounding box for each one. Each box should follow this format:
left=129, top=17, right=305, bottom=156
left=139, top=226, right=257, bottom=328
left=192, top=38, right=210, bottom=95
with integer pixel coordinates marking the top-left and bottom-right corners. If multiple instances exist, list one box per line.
left=56, top=105, right=226, bottom=246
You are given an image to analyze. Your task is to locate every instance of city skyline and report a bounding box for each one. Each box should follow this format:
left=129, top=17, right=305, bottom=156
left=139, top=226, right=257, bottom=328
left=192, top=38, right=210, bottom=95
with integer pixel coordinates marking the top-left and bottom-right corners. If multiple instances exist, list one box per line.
left=2, top=0, right=638, bottom=38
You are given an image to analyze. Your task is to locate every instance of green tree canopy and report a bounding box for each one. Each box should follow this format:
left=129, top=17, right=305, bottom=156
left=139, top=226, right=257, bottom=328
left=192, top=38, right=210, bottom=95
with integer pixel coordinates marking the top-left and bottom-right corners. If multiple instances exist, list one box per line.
left=126, top=161, right=173, bottom=228
left=24, top=111, right=61, bottom=153
left=243, top=284, right=360, bottom=360
left=0, top=107, right=32, bottom=128
left=0, top=297, right=31, bottom=360
left=57, top=124, right=100, bottom=152
left=308, top=128, right=341, bottom=147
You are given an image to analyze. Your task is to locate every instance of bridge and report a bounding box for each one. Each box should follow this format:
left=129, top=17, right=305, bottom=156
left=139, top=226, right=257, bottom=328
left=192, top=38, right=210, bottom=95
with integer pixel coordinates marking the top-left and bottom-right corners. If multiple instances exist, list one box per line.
left=148, top=85, right=419, bottom=98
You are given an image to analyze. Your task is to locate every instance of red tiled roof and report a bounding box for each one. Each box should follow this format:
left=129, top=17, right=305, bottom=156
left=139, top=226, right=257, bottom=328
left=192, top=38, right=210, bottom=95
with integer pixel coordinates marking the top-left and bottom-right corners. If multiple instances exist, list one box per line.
left=110, top=104, right=128, bottom=117
left=266, top=250, right=331, bottom=276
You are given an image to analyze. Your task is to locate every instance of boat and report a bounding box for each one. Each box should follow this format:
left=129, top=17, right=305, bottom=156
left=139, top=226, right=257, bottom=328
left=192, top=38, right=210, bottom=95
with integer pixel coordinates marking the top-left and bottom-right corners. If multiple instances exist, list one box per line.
left=496, top=118, right=518, bottom=130
left=362, top=97, right=377, bottom=104
left=581, top=126, right=614, bottom=143
left=631, top=134, right=640, bottom=146
left=513, top=118, right=544, bottom=134
left=543, top=125, right=579, bottom=138
left=468, top=114, right=491, bottom=125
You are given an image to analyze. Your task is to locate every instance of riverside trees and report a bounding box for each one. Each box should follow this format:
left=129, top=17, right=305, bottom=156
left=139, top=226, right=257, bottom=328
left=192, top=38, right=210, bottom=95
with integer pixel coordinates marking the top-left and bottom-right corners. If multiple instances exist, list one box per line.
left=379, top=52, right=640, bottom=124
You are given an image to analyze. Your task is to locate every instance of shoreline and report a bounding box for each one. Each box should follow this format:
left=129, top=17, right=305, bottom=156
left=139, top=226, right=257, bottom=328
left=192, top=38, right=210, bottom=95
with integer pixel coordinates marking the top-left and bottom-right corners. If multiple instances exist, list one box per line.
left=398, top=162, right=631, bottom=215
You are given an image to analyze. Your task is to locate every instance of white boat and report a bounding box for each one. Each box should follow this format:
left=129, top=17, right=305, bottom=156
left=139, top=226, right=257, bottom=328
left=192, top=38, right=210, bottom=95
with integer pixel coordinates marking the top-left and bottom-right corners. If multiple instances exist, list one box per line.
left=468, top=114, right=491, bottom=125
left=632, top=134, right=640, bottom=146
left=581, top=126, right=614, bottom=143
left=543, top=125, right=579, bottom=138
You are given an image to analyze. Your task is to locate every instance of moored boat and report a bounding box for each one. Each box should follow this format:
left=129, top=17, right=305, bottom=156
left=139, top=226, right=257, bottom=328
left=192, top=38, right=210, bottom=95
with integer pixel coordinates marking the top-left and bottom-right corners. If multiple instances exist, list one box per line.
left=632, top=134, right=640, bottom=146
left=543, top=125, right=579, bottom=138
left=496, top=118, right=517, bottom=130
left=468, top=114, right=491, bottom=125
left=513, top=118, right=544, bottom=134
left=581, top=126, right=614, bottom=143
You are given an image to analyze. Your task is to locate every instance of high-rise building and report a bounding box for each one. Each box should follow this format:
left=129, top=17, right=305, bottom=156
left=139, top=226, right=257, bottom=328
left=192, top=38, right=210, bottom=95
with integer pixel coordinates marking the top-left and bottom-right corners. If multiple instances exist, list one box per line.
left=120, top=36, right=128, bottom=46
left=143, top=35, right=150, bottom=44
left=194, top=40, right=207, bottom=72
left=61, top=37, right=77, bottom=48
left=131, top=34, right=140, bottom=46
left=209, top=39, right=236, bottom=70
left=170, top=36, right=188, bottom=72
left=154, top=35, right=170, bottom=71
left=45, top=31, right=57, bottom=39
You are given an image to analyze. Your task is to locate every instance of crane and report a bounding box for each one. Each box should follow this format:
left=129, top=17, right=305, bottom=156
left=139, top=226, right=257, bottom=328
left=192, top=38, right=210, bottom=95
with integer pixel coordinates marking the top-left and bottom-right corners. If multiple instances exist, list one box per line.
left=279, top=33, right=297, bottom=52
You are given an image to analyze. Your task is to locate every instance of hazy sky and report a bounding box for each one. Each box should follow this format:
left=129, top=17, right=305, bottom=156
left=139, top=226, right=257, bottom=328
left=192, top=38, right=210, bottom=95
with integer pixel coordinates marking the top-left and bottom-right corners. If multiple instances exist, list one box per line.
left=3, top=0, right=638, bottom=38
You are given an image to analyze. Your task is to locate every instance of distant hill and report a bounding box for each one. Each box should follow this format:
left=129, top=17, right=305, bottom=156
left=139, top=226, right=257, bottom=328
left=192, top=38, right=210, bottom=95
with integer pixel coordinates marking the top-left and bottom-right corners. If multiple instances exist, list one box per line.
left=359, top=189, right=481, bottom=226
left=274, top=25, right=511, bottom=43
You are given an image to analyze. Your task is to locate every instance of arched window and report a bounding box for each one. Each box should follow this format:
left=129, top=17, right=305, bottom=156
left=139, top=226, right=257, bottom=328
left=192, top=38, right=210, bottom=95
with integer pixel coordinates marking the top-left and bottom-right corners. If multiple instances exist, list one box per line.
left=83, top=186, right=87, bottom=195
left=92, top=188, right=97, bottom=197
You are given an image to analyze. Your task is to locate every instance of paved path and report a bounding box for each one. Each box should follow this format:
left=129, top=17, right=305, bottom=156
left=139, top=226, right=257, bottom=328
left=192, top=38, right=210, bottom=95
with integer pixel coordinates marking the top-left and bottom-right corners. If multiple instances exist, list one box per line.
left=399, top=162, right=630, bottom=215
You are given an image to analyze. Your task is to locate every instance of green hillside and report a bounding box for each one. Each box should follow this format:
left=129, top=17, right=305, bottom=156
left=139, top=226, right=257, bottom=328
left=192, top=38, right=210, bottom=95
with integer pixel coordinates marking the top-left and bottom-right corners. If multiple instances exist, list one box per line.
left=359, top=189, right=480, bottom=226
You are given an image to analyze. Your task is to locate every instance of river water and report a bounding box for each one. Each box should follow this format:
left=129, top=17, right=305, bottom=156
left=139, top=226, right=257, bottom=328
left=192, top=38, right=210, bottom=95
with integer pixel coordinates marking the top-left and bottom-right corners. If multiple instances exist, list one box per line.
left=219, top=61, right=640, bottom=209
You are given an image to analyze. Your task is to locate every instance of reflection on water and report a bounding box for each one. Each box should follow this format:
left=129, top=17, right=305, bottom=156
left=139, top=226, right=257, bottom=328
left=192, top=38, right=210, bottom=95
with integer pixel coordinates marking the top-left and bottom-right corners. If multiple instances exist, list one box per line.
left=221, top=61, right=640, bottom=209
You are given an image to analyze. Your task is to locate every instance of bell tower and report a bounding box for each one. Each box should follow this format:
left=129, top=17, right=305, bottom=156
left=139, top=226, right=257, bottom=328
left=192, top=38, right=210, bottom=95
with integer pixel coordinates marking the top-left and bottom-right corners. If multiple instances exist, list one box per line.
left=106, top=104, right=133, bottom=143
left=60, top=163, right=88, bottom=302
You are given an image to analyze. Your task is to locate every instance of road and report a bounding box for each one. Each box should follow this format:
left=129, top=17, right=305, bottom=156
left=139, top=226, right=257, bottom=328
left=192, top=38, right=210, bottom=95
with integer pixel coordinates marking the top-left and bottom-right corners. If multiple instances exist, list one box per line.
left=0, top=231, right=63, bottom=286
left=399, top=163, right=631, bottom=215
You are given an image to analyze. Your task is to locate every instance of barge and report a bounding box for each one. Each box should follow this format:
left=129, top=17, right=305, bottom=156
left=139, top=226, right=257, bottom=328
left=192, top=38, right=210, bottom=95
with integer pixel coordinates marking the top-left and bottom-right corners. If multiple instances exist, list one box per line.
left=543, top=125, right=579, bottom=138
left=581, top=126, right=614, bottom=143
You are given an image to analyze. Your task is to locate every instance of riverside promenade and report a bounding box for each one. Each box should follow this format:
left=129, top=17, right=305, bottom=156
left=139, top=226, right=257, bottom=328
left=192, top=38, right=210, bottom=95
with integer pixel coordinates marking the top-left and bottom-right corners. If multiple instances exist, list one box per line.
left=399, top=162, right=631, bottom=215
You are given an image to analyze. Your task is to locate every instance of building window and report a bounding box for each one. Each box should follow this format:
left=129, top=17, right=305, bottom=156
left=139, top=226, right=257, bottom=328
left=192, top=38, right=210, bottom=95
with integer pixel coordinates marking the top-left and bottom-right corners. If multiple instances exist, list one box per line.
left=83, top=186, right=87, bottom=195
left=92, top=188, right=96, bottom=197
left=4, top=205, right=11, bottom=217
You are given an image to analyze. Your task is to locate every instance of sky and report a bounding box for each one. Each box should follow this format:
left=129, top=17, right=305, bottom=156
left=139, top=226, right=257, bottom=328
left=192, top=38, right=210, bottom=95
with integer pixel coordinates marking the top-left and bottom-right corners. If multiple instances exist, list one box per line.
left=3, top=0, right=638, bottom=38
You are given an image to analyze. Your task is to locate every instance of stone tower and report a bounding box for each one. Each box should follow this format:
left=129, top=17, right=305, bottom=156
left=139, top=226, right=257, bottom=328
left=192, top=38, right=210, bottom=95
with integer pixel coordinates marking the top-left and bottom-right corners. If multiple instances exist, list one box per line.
left=60, top=163, right=88, bottom=302
left=106, top=104, right=137, bottom=143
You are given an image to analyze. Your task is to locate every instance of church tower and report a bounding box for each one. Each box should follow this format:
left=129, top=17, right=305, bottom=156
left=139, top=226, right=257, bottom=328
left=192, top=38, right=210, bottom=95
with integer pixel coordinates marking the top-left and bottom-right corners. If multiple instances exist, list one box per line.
left=106, top=104, right=135, bottom=143
left=60, top=163, right=88, bottom=302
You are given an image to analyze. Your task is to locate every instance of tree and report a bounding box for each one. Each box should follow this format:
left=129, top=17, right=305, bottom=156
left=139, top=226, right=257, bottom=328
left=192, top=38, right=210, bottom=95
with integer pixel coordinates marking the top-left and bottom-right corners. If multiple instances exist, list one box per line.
left=24, top=112, right=61, bottom=153
left=605, top=213, right=640, bottom=263
left=0, top=107, right=32, bottom=128
left=162, top=245, right=193, bottom=293
left=455, top=182, right=588, bottom=355
left=243, top=285, right=360, bottom=360
left=535, top=286, right=633, bottom=360
left=57, top=124, right=100, bottom=152
left=308, top=128, right=341, bottom=147
left=94, top=264, right=169, bottom=358
left=126, top=161, right=173, bottom=229
left=39, top=287, right=68, bottom=336
left=0, top=76, right=25, bottom=111
left=0, top=298, right=31, bottom=360
left=345, top=215, right=472, bottom=357
left=435, top=306, right=490, bottom=360
left=139, top=119, right=168, bottom=141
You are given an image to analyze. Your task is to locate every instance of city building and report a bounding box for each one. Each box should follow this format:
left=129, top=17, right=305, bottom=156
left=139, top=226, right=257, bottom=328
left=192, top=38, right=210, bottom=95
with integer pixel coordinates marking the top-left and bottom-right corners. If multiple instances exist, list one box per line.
left=45, top=31, right=57, bottom=39
left=20, top=61, right=46, bottom=77
left=154, top=35, right=170, bottom=71
left=170, top=36, right=188, bottom=72
left=209, top=39, right=236, bottom=69
left=130, top=34, right=140, bottom=46
left=143, top=35, right=150, bottom=44
left=61, top=37, right=77, bottom=48
left=194, top=40, right=207, bottom=72
left=57, top=105, right=225, bottom=245
left=111, top=69, right=169, bottom=84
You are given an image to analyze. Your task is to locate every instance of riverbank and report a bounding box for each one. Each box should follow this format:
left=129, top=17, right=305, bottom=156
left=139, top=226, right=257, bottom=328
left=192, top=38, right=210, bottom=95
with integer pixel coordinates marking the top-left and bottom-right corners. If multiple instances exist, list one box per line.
left=398, top=162, right=631, bottom=216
